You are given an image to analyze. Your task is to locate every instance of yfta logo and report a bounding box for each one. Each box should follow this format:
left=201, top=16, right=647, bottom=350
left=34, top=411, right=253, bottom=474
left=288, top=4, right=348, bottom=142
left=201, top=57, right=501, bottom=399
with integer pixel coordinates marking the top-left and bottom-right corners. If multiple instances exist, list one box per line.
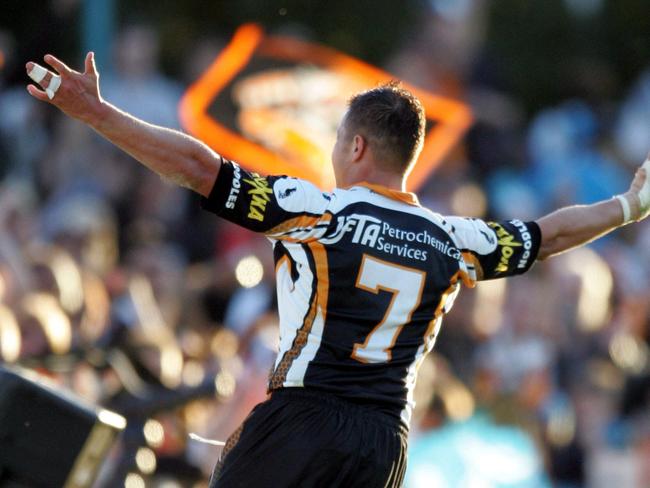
left=488, top=222, right=522, bottom=273
left=244, top=174, right=273, bottom=221
left=322, top=214, right=382, bottom=246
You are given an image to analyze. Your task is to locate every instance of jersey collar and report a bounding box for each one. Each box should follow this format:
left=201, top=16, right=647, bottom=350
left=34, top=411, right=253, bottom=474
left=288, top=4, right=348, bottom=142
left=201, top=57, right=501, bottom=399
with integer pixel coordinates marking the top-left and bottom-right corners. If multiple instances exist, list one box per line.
left=351, top=182, right=421, bottom=207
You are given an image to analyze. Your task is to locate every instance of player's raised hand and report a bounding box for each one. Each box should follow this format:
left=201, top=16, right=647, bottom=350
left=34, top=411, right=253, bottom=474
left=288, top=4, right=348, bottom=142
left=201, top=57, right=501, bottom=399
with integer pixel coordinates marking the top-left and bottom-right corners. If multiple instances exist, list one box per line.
left=26, top=52, right=104, bottom=125
left=617, top=153, right=650, bottom=222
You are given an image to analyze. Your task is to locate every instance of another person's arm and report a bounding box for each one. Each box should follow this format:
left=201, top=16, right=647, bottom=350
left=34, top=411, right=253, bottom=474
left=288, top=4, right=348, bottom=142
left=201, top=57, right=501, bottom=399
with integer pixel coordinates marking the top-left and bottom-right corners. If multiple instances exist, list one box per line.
left=26, top=52, right=219, bottom=196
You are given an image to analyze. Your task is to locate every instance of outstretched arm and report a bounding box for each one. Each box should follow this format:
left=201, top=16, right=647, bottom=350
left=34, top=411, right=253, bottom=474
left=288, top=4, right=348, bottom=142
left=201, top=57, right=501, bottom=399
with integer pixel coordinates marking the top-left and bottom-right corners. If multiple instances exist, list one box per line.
left=25, top=52, right=220, bottom=196
left=536, top=161, right=650, bottom=260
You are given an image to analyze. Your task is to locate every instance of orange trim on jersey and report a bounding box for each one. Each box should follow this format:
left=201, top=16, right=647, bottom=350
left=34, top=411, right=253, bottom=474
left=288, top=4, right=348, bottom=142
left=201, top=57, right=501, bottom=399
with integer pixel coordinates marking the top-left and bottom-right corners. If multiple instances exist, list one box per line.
left=274, top=254, right=292, bottom=277
left=269, top=293, right=318, bottom=389
left=266, top=214, right=332, bottom=239
left=213, top=423, right=244, bottom=478
left=423, top=271, right=460, bottom=345
left=351, top=182, right=420, bottom=207
left=460, top=251, right=482, bottom=287
left=351, top=254, right=426, bottom=363
left=308, top=242, right=330, bottom=321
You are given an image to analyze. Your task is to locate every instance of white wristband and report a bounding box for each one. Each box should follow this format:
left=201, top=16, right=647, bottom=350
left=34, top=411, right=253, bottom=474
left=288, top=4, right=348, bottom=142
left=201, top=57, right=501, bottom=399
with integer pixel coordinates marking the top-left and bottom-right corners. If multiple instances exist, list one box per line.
left=639, top=158, right=650, bottom=216
left=615, top=194, right=632, bottom=223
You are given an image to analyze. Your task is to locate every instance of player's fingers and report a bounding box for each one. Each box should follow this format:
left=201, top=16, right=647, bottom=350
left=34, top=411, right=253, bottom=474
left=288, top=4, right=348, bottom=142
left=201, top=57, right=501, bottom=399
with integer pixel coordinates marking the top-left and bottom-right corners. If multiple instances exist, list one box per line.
left=43, top=54, right=72, bottom=76
left=26, top=62, right=49, bottom=82
left=631, top=167, right=647, bottom=194
left=26, top=84, right=50, bottom=102
left=26, top=62, right=56, bottom=89
left=26, top=62, right=62, bottom=100
left=27, top=62, right=50, bottom=82
left=84, top=51, right=98, bottom=77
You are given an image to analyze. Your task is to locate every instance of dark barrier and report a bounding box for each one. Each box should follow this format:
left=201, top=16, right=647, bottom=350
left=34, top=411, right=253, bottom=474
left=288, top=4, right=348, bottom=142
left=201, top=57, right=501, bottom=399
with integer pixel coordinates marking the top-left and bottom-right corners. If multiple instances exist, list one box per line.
left=0, top=366, right=125, bottom=488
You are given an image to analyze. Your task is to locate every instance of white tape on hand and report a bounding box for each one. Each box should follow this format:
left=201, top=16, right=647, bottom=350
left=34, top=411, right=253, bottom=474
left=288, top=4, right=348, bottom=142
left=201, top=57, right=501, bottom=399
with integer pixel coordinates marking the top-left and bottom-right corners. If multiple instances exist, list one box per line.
left=27, top=63, right=61, bottom=100
left=639, top=158, right=650, bottom=217
left=27, top=64, right=48, bottom=84
left=45, top=75, right=61, bottom=100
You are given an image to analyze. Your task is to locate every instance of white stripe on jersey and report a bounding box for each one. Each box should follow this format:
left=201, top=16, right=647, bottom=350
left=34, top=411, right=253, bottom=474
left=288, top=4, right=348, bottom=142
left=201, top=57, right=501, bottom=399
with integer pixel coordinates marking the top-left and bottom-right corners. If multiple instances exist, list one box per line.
left=273, top=242, right=325, bottom=387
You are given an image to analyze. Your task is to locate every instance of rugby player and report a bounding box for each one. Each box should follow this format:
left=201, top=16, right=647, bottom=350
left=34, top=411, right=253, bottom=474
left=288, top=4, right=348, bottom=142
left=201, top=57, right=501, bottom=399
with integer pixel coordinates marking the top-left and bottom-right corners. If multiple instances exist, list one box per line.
left=26, top=53, right=650, bottom=487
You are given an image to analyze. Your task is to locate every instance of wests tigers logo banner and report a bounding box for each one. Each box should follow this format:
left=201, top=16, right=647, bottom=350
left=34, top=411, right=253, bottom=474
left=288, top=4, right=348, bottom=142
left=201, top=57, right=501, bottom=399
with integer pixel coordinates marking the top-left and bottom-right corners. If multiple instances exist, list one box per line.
left=180, top=24, right=472, bottom=191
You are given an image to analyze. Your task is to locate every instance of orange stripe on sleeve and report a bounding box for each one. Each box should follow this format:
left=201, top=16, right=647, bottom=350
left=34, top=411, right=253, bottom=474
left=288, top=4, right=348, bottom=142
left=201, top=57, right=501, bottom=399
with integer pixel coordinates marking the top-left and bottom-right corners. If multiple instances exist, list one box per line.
left=266, top=214, right=332, bottom=239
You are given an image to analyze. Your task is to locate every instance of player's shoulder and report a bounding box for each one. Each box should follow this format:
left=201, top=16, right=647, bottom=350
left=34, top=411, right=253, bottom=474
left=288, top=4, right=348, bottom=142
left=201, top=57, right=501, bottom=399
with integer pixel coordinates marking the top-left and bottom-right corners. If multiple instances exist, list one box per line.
left=270, top=175, right=334, bottom=215
left=443, top=216, right=500, bottom=255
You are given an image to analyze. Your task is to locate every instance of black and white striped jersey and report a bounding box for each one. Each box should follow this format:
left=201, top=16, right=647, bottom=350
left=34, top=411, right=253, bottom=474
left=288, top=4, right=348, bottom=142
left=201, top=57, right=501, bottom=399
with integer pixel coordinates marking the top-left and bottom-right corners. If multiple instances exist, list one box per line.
left=202, top=160, right=541, bottom=427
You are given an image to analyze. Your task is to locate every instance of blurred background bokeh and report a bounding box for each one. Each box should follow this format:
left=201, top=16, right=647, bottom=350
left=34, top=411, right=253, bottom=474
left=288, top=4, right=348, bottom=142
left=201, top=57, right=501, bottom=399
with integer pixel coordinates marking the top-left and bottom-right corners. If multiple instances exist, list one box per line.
left=1, top=1, right=650, bottom=487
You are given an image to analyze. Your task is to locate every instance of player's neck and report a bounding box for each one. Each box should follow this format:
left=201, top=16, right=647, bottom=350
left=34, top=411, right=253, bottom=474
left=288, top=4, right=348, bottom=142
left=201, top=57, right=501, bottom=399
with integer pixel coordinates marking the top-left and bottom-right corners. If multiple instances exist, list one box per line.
left=345, top=170, right=406, bottom=192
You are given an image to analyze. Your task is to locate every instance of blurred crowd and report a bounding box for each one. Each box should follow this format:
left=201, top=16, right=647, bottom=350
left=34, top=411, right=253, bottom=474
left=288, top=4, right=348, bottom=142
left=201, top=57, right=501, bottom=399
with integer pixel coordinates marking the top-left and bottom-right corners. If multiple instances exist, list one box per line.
left=1, top=1, right=650, bottom=487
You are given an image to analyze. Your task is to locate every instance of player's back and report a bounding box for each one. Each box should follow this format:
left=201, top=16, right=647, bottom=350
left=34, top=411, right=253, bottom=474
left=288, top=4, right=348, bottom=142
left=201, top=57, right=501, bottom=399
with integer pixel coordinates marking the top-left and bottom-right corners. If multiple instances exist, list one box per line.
left=268, top=184, right=470, bottom=425
left=202, top=160, right=541, bottom=427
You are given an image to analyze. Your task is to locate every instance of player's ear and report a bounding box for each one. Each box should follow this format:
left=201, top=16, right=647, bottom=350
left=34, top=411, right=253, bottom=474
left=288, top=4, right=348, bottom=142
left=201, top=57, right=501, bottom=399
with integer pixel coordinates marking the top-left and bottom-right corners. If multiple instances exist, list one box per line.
left=351, top=134, right=367, bottom=162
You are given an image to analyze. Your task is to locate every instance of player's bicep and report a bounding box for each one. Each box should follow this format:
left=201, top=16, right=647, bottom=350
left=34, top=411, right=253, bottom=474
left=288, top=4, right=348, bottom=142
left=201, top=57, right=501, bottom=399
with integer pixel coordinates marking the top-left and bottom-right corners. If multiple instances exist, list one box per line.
left=201, top=160, right=332, bottom=240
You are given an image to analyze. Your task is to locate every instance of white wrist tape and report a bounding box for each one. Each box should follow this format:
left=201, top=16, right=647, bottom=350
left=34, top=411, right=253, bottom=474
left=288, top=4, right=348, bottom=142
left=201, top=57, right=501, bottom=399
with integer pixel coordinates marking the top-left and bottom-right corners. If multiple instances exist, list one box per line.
left=615, top=194, right=632, bottom=223
left=639, top=158, right=650, bottom=218
left=27, top=63, right=61, bottom=100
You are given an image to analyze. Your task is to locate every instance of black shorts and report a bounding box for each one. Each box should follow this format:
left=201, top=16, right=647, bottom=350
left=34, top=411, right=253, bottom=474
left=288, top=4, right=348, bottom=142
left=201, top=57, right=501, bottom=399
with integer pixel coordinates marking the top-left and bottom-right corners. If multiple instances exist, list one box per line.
left=209, top=388, right=408, bottom=488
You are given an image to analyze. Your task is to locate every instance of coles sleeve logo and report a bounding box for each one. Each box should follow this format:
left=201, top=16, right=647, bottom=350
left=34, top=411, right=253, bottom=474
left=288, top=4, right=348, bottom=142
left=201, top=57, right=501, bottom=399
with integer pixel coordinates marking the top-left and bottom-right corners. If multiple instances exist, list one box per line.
left=244, top=173, right=273, bottom=221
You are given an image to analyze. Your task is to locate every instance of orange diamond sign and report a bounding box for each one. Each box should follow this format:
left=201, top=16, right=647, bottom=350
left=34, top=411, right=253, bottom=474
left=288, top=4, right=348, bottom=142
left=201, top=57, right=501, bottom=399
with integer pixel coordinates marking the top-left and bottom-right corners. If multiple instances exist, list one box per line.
left=180, top=23, right=472, bottom=191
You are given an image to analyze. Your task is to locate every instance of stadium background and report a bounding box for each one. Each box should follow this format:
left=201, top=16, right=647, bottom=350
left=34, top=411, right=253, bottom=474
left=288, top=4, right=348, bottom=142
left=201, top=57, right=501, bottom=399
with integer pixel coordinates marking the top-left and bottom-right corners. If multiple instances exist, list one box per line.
left=1, top=0, right=650, bottom=486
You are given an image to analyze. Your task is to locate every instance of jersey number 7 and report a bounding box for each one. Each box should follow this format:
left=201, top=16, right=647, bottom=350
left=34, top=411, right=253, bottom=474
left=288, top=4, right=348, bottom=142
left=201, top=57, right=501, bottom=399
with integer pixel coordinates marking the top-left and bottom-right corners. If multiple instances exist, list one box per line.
left=351, top=255, right=426, bottom=363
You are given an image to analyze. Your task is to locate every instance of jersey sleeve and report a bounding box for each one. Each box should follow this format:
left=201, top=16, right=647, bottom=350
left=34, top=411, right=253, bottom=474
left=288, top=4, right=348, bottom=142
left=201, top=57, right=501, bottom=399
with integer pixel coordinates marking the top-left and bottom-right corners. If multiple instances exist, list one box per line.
left=201, top=159, right=334, bottom=242
left=445, top=216, right=541, bottom=281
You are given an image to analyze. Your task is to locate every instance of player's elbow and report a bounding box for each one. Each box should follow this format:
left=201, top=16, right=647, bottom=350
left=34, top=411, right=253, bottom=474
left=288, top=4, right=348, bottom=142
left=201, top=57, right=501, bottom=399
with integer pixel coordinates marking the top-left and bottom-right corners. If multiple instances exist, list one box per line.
left=535, top=218, right=561, bottom=261
left=535, top=226, right=564, bottom=261
left=536, top=233, right=574, bottom=261
left=184, top=150, right=220, bottom=196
